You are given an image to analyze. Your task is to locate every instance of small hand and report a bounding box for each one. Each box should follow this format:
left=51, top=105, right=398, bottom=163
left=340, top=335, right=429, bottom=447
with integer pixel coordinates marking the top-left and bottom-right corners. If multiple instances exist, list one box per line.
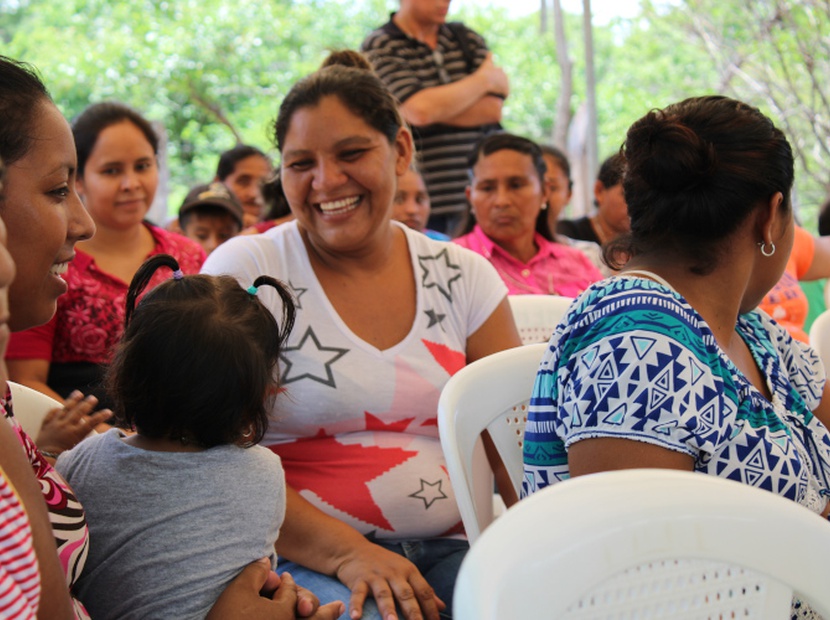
left=207, top=559, right=345, bottom=620
left=36, top=390, right=113, bottom=456
left=336, top=543, right=444, bottom=620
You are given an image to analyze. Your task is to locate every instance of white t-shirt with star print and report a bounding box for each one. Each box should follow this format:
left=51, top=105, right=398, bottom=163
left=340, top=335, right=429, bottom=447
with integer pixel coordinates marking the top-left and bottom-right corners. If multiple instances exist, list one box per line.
left=202, top=221, right=507, bottom=539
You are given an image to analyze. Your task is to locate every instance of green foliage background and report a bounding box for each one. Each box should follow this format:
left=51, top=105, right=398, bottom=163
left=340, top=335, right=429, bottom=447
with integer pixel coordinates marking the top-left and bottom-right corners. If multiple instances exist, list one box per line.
left=2, top=0, right=827, bottom=225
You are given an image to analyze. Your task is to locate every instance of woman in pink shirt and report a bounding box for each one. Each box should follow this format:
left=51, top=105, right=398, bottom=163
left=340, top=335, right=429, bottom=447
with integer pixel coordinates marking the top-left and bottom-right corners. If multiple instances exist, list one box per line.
left=454, top=133, right=602, bottom=296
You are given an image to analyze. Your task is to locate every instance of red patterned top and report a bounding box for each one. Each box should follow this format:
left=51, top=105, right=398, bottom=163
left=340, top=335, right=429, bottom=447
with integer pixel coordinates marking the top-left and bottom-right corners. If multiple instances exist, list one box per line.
left=0, top=462, right=40, bottom=620
left=6, top=224, right=205, bottom=365
left=3, top=389, right=89, bottom=619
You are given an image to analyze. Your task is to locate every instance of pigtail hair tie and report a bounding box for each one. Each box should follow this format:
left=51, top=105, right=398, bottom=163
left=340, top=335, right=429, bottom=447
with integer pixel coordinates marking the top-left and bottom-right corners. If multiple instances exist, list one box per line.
left=125, top=254, right=181, bottom=328
left=247, top=285, right=259, bottom=296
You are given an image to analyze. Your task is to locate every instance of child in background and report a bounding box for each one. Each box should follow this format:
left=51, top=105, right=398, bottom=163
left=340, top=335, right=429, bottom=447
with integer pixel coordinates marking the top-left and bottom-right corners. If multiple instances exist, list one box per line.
left=56, top=254, right=301, bottom=620
left=178, top=181, right=244, bottom=254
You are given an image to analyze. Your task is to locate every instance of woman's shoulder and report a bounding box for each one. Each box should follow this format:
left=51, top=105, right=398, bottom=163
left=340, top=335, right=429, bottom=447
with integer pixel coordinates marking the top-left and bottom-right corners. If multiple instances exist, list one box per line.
left=202, top=221, right=301, bottom=276
left=743, top=309, right=823, bottom=371
left=564, top=277, right=710, bottom=348
left=402, top=222, right=485, bottom=264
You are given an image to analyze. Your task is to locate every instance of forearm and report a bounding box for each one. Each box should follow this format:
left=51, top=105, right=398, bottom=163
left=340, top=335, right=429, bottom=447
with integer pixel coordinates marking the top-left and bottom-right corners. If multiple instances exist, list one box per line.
left=276, top=485, right=372, bottom=575
left=401, top=72, right=495, bottom=127
left=440, top=95, right=504, bottom=127
left=803, top=235, right=830, bottom=281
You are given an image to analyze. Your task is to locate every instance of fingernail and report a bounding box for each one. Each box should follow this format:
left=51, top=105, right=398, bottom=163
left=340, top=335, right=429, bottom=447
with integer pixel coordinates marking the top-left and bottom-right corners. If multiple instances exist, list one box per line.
left=70, top=390, right=82, bottom=398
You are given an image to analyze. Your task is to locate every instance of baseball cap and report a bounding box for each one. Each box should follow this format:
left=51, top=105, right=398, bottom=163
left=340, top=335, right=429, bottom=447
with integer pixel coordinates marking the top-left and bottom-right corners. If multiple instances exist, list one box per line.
left=179, top=182, right=244, bottom=228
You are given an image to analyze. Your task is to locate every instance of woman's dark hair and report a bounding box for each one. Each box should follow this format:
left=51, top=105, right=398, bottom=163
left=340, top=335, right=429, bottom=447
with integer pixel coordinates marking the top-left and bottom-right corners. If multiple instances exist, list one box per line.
left=107, top=254, right=296, bottom=448
left=818, top=196, right=830, bottom=237
left=540, top=144, right=573, bottom=192
left=216, top=144, right=270, bottom=181
left=72, top=101, right=159, bottom=177
left=607, top=95, right=794, bottom=274
left=320, top=49, right=373, bottom=72
left=262, top=171, right=291, bottom=220
left=274, top=64, right=404, bottom=151
left=0, top=55, right=51, bottom=166
left=463, top=132, right=551, bottom=237
left=596, top=153, right=624, bottom=189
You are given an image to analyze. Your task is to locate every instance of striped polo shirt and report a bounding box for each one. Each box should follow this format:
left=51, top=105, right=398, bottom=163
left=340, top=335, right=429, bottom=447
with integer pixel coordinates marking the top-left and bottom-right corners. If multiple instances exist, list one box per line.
left=361, top=15, right=501, bottom=220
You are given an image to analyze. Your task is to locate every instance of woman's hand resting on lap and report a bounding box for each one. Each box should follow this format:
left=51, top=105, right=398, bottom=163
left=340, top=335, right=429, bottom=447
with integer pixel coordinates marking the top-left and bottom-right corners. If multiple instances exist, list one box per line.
left=336, top=542, right=445, bottom=620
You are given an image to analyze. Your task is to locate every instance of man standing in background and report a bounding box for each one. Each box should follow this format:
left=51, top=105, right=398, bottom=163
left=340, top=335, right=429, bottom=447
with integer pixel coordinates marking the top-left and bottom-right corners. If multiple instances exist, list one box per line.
left=362, top=0, right=509, bottom=236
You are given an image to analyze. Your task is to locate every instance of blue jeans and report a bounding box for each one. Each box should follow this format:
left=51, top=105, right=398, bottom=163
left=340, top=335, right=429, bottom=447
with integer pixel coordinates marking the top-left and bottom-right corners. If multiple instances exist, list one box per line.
left=278, top=538, right=468, bottom=619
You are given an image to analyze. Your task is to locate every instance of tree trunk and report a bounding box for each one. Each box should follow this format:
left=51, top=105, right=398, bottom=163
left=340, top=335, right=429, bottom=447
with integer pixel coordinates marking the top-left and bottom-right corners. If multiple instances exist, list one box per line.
left=552, top=0, right=572, bottom=151
left=581, top=0, right=599, bottom=216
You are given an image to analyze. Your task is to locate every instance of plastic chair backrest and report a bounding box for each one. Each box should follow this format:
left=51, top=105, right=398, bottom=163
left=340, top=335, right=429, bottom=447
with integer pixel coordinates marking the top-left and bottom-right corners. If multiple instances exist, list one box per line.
left=454, top=469, right=830, bottom=620
left=438, top=343, right=546, bottom=543
left=8, top=381, right=63, bottom=439
left=508, top=294, right=574, bottom=345
left=809, top=308, right=830, bottom=370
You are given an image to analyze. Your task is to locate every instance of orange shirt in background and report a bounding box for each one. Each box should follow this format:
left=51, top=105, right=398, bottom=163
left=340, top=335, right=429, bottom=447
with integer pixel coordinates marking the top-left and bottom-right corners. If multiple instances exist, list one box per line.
left=759, top=225, right=815, bottom=343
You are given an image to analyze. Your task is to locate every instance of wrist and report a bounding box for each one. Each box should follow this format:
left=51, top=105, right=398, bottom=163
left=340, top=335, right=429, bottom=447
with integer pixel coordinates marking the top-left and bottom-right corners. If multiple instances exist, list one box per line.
left=39, top=448, right=61, bottom=460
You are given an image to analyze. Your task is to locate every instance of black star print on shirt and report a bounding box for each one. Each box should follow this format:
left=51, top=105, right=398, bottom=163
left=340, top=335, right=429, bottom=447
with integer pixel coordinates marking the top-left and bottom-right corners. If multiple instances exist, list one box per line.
left=409, top=479, right=448, bottom=509
left=287, top=280, right=307, bottom=310
left=279, top=326, right=349, bottom=387
left=418, top=249, right=462, bottom=303
left=424, top=309, right=447, bottom=330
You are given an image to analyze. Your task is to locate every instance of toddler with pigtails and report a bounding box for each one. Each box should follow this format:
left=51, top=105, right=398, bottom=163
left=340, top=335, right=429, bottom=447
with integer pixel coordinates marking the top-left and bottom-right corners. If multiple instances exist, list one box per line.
left=55, top=253, right=297, bottom=620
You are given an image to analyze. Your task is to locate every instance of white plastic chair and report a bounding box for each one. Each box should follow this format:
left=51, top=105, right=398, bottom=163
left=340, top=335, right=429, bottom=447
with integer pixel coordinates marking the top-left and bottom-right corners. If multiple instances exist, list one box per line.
left=809, top=308, right=830, bottom=371
left=507, top=294, right=574, bottom=345
left=8, top=381, right=63, bottom=439
left=437, top=343, right=546, bottom=543
left=454, top=469, right=830, bottom=620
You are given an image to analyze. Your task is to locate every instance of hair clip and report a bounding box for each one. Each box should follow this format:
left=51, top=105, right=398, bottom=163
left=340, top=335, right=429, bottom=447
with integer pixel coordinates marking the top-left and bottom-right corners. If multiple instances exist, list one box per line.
left=172, top=269, right=184, bottom=280
left=247, top=285, right=258, bottom=296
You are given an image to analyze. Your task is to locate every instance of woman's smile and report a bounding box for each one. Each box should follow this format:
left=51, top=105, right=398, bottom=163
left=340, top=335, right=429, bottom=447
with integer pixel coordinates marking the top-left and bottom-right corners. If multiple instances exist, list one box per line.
left=316, top=195, right=362, bottom=216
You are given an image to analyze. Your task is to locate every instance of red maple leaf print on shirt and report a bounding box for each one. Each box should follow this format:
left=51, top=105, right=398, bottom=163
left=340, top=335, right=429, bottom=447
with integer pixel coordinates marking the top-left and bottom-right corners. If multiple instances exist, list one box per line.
left=365, top=412, right=416, bottom=433
left=275, top=430, right=418, bottom=532
left=422, top=340, right=465, bottom=377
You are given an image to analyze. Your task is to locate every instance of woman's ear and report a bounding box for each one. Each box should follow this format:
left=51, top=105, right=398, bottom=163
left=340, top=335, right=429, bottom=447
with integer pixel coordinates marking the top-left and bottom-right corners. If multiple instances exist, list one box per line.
left=465, top=186, right=477, bottom=220
left=394, top=128, right=414, bottom=177
left=758, top=191, right=786, bottom=244
left=593, top=180, right=604, bottom=206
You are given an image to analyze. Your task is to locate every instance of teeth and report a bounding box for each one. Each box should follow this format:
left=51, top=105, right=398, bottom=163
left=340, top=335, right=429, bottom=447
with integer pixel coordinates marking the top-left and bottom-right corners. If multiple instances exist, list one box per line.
left=50, top=262, right=69, bottom=276
left=318, top=196, right=360, bottom=214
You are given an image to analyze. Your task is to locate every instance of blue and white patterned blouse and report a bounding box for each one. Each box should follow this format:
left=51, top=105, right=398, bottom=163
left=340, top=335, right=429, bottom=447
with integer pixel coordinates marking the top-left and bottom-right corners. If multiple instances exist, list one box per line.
left=522, top=275, right=830, bottom=514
